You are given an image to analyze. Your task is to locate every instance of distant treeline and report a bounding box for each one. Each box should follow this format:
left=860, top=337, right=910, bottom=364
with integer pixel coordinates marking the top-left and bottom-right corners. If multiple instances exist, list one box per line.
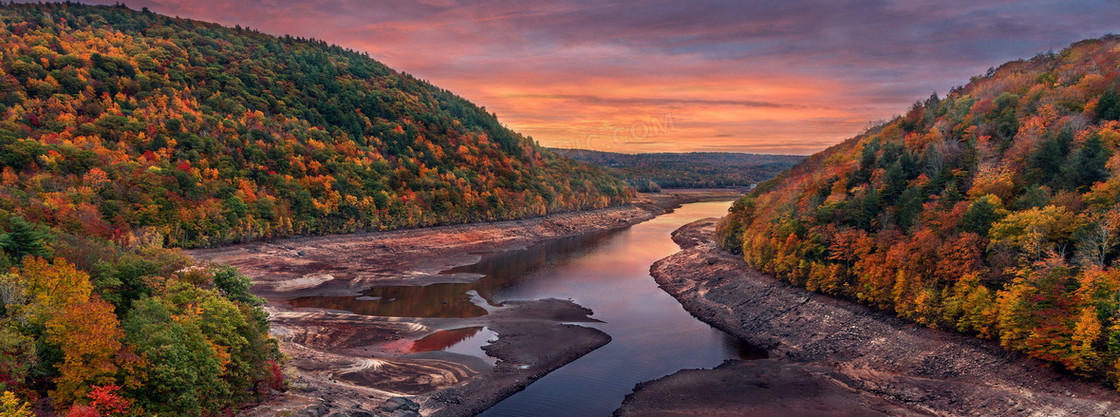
left=550, top=149, right=803, bottom=191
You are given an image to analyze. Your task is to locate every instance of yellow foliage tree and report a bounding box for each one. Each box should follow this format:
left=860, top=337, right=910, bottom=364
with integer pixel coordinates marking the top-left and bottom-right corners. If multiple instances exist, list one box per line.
left=0, top=392, right=31, bottom=417
left=989, top=205, right=1084, bottom=261
left=45, top=296, right=126, bottom=407
left=1069, top=307, right=1102, bottom=373
left=17, top=257, right=92, bottom=321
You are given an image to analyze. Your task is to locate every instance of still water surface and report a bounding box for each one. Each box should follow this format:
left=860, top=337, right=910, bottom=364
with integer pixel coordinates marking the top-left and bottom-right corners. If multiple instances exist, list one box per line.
left=293, top=200, right=759, bottom=416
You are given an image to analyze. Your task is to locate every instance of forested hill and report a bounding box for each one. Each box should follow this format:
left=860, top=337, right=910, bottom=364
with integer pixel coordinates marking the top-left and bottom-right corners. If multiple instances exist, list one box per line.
left=551, top=148, right=802, bottom=191
left=0, top=3, right=628, bottom=415
left=0, top=2, right=632, bottom=249
left=718, top=35, right=1120, bottom=385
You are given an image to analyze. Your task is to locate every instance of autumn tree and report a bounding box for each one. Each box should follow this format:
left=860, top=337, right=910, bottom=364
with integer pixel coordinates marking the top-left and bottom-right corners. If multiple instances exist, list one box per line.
left=988, top=205, right=1083, bottom=261
left=0, top=392, right=31, bottom=417
left=45, top=296, right=127, bottom=408
left=0, top=324, right=35, bottom=393
left=715, top=34, right=1120, bottom=388
left=17, top=258, right=92, bottom=321
left=1076, top=210, right=1120, bottom=267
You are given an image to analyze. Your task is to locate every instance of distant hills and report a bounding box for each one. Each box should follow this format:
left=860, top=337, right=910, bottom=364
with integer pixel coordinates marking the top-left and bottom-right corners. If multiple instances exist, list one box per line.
left=718, top=35, right=1120, bottom=385
left=551, top=149, right=803, bottom=191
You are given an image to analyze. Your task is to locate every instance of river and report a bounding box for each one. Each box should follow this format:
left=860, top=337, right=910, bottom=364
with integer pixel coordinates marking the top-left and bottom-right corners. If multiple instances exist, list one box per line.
left=473, top=200, right=759, bottom=416
left=292, top=200, right=759, bottom=416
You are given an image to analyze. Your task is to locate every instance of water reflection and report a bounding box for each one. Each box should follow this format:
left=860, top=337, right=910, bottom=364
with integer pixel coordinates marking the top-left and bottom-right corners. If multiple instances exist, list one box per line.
left=410, top=327, right=484, bottom=353
left=290, top=200, right=763, bottom=416
left=476, top=200, right=757, bottom=417
left=289, top=285, right=489, bottom=318
left=288, top=230, right=618, bottom=318
left=407, top=326, right=500, bottom=365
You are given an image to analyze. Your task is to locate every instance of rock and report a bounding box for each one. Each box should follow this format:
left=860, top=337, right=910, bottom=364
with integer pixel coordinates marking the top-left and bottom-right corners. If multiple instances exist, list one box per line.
left=325, top=410, right=379, bottom=417
left=292, top=403, right=330, bottom=417
left=378, top=397, right=421, bottom=414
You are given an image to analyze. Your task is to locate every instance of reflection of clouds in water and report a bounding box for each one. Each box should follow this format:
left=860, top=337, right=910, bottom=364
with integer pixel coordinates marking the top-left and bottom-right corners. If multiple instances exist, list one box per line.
left=293, top=201, right=737, bottom=320
left=409, top=327, right=482, bottom=353
left=294, top=199, right=752, bottom=415
left=289, top=283, right=490, bottom=318
left=289, top=229, right=621, bottom=318
left=478, top=200, right=749, bottom=416
left=409, top=326, right=499, bottom=366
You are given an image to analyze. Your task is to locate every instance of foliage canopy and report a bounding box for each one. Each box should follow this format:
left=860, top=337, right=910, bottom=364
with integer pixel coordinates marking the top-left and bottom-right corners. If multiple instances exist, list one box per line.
left=719, top=35, right=1120, bottom=385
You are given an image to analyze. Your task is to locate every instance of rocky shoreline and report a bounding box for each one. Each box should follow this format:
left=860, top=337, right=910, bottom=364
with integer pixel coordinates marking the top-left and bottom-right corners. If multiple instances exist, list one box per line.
left=190, top=190, right=741, bottom=416
left=619, top=218, right=1120, bottom=417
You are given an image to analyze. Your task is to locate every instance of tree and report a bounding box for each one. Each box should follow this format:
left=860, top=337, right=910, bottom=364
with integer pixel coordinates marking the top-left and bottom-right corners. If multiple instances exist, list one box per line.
left=996, top=255, right=1079, bottom=360
left=0, top=392, right=31, bottom=417
left=827, top=228, right=872, bottom=268
left=1098, top=88, right=1120, bottom=121
left=45, top=296, right=125, bottom=407
left=1076, top=212, right=1120, bottom=267
left=715, top=34, right=1120, bottom=388
left=123, top=297, right=224, bottom=417
left=1058, top=134, right=1110, bottom=191
left=93, top=247, right=190, bottom=315
left=944, top=273, right=998, bottom=338
left=87, top=385, right=130, bottom=417
left=0, top=324, right=35, bottom=393
left=0, top=217, right=51, bottom=262
left=210, top=264, right=258, bottom=305
left=1069, top=307, right=1103, bottom=373
left=960, top=195, right=1005, bottom=235
left=64, top=405, right=99, bottom=417
left=988, top=205, right=1083, bottom=261
left=17, top=257, right=92, bottom=321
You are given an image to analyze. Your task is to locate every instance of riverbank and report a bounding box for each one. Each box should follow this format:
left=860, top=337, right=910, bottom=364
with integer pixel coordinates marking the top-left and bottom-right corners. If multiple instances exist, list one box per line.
left=190, top=190, right=741, bottom=416
left=620, top=218, right=1120, bottom=416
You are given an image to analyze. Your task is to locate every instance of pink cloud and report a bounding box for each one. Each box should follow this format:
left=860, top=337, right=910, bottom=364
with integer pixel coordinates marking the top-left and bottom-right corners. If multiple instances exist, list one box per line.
left=57, top=0, right=1120, bottom=154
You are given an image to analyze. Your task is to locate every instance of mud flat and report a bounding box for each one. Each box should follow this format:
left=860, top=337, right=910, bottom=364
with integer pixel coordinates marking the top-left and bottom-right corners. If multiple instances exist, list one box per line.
left=619, top=218, right=1120, bottom=417
left=190, top=190, right=741, bottom=416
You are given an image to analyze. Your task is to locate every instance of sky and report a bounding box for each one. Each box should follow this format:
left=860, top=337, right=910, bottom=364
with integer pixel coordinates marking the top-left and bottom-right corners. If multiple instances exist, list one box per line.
left=71, top=1, right=1120, bottom=154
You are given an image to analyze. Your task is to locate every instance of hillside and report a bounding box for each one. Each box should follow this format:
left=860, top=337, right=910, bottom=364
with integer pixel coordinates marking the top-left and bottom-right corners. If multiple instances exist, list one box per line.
left=0, top=2, right=629, bottom=415
left=718, top=35, right=1120, bottom=386
left=0, top=3, right=631, bottom=249
left=551, top=148, right=802, bottom=191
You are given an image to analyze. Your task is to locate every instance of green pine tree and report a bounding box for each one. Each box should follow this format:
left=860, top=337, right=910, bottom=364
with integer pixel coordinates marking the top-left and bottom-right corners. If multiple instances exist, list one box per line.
left=0, top=217, right=51, bottom=262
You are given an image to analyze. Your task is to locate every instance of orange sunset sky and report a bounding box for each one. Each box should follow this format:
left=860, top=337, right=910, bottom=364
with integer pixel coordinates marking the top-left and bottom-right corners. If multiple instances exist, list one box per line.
left=66, top=1, right=1120, bottom=154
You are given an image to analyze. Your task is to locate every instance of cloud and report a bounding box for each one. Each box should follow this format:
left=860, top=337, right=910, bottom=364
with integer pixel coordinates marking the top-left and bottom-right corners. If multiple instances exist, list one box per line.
left=501, top=94, right=813, bottom=109
left=60, top=0, right=1120, bottom=154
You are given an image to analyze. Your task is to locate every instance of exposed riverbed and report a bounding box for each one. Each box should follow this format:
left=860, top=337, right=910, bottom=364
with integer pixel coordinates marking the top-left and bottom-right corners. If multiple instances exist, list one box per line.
left=290, top=200, right=759, bottom=416
left=470, top=201, right=763, bottom=416
left=623, top=218, right=1120, bottom=416
left=201, top=191, right=1120, bottom=416
left=192, top=191, right=747, bottom=416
